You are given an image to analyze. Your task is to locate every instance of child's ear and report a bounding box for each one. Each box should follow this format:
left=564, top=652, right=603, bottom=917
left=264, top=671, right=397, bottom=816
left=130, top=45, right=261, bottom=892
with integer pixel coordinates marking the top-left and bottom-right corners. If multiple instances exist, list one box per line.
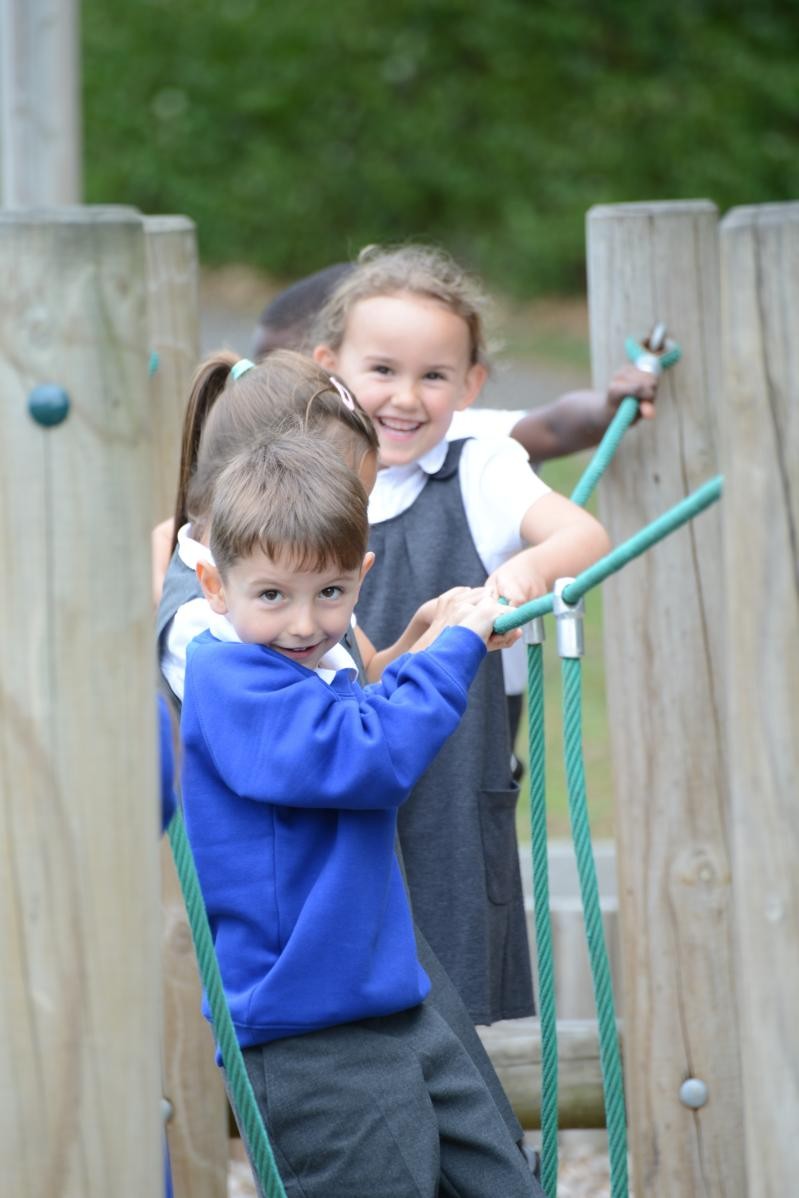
left=455, top=362, right=488, bottom=412
left=358, top=551, right=376, bottom=586
left=313, top=344, right=338, bottom=372
left=196, top=561, right=228, bottom=615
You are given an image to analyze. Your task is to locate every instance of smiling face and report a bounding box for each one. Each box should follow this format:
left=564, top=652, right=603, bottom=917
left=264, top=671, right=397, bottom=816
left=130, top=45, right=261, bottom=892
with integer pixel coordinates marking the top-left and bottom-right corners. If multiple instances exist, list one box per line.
left=315, top=292, right=486, bottom=469
left=201, top=547, right=373, bottom=670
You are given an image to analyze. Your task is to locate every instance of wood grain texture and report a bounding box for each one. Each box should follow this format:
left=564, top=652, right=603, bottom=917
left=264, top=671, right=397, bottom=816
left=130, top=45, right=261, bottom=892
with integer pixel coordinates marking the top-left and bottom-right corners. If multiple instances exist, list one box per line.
left=720, top=203, right=799, bottom=1198
left=586, top=201, right=745, bottom=1196
left=0, top=208, right=161, bottom=1195
left=144, top=216, right=200, bottom=523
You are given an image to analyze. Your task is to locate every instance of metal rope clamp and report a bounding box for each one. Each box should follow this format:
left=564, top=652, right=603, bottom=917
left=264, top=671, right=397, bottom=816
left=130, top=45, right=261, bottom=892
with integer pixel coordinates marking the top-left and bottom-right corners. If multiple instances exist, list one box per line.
left=553, top=578, right=585, bottom=658
left=523, top=615, right=546, bottom=646
left=625, top=321, right=681, bottom=377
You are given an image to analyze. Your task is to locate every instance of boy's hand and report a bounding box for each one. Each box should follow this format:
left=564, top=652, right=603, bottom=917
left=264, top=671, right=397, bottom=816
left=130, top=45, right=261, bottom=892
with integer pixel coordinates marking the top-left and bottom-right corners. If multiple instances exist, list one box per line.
left=606, top=363, right=659, bottom=421
left=455, top=590, right=521, bottom=648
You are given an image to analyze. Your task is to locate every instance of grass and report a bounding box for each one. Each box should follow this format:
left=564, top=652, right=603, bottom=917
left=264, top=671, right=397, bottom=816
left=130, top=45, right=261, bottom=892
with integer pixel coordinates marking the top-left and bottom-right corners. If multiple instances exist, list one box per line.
left=514, top=451, right=615, bottom=845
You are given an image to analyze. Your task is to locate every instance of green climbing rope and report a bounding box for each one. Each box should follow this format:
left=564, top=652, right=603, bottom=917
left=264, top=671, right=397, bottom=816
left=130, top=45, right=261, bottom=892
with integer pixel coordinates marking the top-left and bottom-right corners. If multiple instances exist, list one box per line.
left=526, top=636, right=559, bottom=1198
left=561, top=656, right=628, bottom=1197
left=168, top=810, right=288, bottom=1198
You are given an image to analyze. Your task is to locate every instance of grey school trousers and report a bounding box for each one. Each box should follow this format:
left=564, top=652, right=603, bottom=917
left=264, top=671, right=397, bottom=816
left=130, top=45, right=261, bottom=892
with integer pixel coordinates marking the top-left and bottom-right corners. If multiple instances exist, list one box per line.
left=234, top=1001, right=542, bottom=1198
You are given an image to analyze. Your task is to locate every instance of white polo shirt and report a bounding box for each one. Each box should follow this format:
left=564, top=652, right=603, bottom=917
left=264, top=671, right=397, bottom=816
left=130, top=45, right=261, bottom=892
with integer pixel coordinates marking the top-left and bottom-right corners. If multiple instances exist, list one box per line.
left=368, top=430, right=549, bottom=698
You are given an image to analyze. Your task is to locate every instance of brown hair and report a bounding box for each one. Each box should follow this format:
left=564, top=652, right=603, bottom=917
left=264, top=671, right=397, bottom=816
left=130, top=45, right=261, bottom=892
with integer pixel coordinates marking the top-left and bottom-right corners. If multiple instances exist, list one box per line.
left=313, top=243, right=490, bottom=366
left=209, top=434, right=369, bottom=577
left=173, top=349, right=378, bottom=545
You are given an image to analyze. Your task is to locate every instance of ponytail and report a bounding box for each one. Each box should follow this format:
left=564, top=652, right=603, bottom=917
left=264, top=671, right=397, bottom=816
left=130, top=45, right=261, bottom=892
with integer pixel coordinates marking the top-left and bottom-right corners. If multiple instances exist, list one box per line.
left=171, top=350, right=238, bottom=551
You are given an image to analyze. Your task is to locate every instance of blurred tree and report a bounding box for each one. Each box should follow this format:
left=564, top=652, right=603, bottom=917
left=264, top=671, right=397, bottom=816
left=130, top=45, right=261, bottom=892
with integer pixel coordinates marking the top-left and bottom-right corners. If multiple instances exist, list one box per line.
left=82, top=0, right=799, bottom=295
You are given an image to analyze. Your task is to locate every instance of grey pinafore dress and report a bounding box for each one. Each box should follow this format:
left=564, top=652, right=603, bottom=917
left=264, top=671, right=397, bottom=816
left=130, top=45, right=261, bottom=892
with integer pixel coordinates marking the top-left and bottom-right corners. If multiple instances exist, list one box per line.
left=155, top=541, right=526, bottom=1141
left=356, top=440, right=534, bottom=1024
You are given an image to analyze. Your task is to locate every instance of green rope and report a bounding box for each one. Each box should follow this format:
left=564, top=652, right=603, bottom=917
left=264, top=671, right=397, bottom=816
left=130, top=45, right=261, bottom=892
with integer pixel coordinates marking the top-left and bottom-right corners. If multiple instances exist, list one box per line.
left=526, top=640, right=559, bottom=1197
left=569, top=331, right=681, bottom=508
left=493, top=475, right=723, bottom=635
left=569, top=397, right=639, bottom=507
left=167, top=810, right=288, bottom=1198
left=561, top=657, right=628, bottom=1196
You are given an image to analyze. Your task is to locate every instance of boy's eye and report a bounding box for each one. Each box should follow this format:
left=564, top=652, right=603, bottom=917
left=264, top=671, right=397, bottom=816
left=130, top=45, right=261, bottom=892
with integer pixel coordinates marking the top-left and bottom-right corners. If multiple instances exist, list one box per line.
left=260, top=589, right=282, bottom=603
left=425, top=370, right=445, bottom=382
left=320, top=586, right=343, bottom=600
left=372, top=364, right=392, bottom=376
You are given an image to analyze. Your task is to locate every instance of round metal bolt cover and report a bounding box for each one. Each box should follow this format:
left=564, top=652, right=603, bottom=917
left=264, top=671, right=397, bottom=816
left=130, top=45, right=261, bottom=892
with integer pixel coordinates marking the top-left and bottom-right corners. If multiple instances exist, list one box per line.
left=28, top=384, right=70, bottom=427
left=679, top=1077, right=708, bottom=1109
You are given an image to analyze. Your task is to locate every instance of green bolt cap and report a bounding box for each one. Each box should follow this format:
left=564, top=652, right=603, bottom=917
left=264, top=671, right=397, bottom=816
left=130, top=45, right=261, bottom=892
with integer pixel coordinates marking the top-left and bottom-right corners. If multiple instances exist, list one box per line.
left=28, top=384, right=70, bottom=427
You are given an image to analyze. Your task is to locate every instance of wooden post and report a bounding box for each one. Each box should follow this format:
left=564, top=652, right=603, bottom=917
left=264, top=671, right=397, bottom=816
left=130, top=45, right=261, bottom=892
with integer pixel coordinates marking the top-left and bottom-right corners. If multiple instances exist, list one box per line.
left=0, top=208, right=160, bottom=1195
left=0, top=0, right=82, bottom=204
left=144, top=215, right=230, bottom=1197
left=586, top=201, right=745, bottom=1196
left=719, top=202, right=799, bottom=1197
left=144, top=215, right=200, bottom=525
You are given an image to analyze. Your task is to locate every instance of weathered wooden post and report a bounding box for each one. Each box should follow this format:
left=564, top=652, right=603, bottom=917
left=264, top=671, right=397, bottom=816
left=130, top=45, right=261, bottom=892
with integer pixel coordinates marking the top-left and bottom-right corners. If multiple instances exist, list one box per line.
left=0, top=0, right=82, bottom=204
left=144, top=215, right=201, bottom=526
left=586, top=200, right=745, bottom=1195
left=144, top=214, right=230, bottom=1197
left=0, top=208, right=161, bottom=1195
left=719, top=202, right=799, bottom=1198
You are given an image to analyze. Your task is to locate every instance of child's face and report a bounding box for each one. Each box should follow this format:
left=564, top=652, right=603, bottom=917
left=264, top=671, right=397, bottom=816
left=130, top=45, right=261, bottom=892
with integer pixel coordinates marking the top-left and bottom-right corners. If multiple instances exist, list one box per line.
left=316, top=293, right=486, bottom=469
left=203, top=547, right=374, bottom=670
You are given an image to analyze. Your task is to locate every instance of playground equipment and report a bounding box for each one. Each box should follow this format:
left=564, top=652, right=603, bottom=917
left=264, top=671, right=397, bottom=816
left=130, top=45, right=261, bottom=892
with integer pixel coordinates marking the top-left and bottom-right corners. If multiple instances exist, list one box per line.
left=0, top=200, right=796, bottom=1197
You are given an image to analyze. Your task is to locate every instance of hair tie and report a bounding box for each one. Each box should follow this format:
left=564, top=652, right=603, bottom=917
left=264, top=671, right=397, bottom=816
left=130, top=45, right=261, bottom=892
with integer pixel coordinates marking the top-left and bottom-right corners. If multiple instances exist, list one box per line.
left=329, top=374, right=355, bottom=411
left=230, top=358, right=255, bottom=381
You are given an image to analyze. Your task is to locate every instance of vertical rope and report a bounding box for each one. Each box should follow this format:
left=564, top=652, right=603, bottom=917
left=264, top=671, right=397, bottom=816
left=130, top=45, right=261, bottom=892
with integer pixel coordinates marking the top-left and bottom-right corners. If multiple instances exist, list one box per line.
left=561, top=658, right=627, bottom=1197
left=526, top=641, right=559, bottom=1196
left=168, top=811, right=288, bottom=1198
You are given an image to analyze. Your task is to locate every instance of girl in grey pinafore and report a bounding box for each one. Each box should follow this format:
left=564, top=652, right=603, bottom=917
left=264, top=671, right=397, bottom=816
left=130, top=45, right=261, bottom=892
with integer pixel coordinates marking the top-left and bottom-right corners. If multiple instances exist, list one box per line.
left=356, top=440, right=534, bottom=1025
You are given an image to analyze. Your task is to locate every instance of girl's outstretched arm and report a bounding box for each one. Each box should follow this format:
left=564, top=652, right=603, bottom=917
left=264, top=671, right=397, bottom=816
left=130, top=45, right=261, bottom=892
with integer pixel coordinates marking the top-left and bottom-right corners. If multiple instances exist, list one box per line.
left=486, top=492, right=611, bottom=606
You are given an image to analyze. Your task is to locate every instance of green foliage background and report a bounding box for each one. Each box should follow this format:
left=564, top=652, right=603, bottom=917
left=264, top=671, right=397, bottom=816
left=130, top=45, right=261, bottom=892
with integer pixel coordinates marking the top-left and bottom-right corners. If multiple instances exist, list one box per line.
left=83, top=0, right=798, bottom=296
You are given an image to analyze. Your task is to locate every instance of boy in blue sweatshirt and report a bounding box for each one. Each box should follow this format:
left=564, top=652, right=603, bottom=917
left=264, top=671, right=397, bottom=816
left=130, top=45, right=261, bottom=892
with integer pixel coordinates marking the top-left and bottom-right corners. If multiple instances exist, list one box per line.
left=181, top=434, right=542, bottom=1197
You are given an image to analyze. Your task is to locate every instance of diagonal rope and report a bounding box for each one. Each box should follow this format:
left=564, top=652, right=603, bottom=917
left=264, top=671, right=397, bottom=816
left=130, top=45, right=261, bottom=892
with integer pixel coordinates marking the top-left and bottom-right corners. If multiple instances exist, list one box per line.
left=167, top=810, right=288, bottom=1198
left=493, top=475, right=723, bottom=636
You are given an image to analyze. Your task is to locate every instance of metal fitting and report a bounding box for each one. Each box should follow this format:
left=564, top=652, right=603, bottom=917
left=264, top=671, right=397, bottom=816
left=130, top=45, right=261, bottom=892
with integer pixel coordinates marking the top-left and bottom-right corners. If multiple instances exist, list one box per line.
left=678, top=1078, right=708, bottom=1110
left=633, top=349, right=663, bottom=376
left=523, top=617, right=546, bottom=646
left=553, top=579, right=584, bottom=658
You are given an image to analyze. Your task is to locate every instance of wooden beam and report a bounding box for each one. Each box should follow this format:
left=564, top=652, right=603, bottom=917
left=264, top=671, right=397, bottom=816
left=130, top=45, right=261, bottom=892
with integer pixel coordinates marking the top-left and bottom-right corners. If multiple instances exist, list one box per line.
left=479, top=1019, right=610, bottom=1130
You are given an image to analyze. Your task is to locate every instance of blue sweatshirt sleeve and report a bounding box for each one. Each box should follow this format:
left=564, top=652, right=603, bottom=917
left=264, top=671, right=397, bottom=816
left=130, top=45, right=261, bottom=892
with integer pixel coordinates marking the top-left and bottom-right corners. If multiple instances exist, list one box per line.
left=183, top=625, right=486, bottom=810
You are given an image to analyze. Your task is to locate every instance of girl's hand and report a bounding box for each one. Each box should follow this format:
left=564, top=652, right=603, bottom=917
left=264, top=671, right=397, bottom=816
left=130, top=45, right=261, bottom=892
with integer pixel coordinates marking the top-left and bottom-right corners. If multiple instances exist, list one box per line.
left=486, top=557, right=549, bottom=609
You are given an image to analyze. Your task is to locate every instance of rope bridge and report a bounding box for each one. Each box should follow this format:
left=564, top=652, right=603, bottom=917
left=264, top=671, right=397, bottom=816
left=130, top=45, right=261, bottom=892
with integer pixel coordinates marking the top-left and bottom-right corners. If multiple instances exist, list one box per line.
left=167, top=332, right=722, bottom=1198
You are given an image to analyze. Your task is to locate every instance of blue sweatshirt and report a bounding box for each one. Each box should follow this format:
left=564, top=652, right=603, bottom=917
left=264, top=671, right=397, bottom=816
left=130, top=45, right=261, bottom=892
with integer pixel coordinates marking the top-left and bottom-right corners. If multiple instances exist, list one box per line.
left=181, top=624, right=486, bottom=1046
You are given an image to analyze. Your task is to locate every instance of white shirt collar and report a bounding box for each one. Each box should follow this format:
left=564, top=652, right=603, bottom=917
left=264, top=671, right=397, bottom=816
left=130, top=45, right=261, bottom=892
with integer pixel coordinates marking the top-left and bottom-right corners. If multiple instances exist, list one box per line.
left=177, top=522, right=215, bottom=570
left=207, top=612, right=358, bottom=684
left=377, top=439, right=448, bottom=484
